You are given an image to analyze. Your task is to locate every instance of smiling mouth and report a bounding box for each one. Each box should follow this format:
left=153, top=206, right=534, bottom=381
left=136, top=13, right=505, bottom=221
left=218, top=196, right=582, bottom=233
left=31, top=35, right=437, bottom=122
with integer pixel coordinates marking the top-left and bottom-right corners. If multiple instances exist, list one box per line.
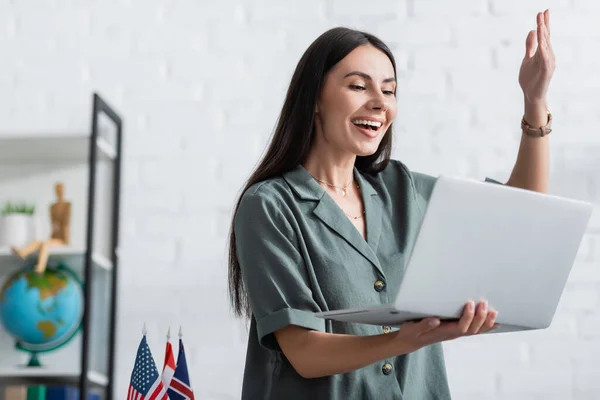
left=352, top=119, right=383, bottom=131
left=352, top=119, right=384, bottom=137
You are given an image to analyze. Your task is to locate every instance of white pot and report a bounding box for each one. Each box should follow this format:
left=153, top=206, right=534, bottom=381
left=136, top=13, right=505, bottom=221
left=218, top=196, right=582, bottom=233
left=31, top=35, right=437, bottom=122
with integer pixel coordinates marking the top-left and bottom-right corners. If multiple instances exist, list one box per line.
left=0, top=214, right=34, bottom=248
left=28, top=216, right=42, bottom=242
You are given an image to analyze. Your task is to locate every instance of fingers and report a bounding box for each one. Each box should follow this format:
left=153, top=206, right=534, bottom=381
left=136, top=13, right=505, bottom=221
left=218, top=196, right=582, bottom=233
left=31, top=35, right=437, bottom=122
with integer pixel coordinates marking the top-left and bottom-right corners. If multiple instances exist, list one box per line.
left=420, top=317, right=441, bottom=333
left=536, top=12, right=545, bottom=50
left=407, top=300, right=501, bottom=347
left=414, top=300, right=498, bottom=345
left=541, top=12, right=550, bottom=45
left=527, top=10, right=552, bottom=60
left=466, top=300, right=489, bottom=335
left=416, top=320, right=457, bottom=344
left=418, top=301, right=477, bottom=342
left=450, top=300, right=496, bottom=338
left=536, top=10, right=554, bottom=71
left=479, top=309, right=499, bottom=333
left=400, top=317, right=439, bottom=337
left=397, top=317, right=441, bottom=351
left=425, top=300, right=477, bottom=340
left=544, top=10, right=555, bottom=57
left=456, top=300, right=476, bottom=335
left=525, top=30, right=537, bottom=59
left=537, top=12, right=549, bottom=44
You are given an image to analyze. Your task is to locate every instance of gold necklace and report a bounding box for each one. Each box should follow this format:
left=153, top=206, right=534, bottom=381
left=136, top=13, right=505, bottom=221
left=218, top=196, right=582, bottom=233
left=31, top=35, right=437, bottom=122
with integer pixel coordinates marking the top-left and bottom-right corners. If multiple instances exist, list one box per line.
left=309, top=173, right=365, bottom=219
left=344, top=209, right=366, bottom=220
left=310, top=174, right=355, bottom=197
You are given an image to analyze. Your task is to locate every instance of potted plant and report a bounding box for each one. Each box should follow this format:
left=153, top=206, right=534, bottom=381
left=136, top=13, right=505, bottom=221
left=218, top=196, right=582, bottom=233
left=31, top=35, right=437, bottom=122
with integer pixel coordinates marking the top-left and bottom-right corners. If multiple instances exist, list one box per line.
left=0, top=201, right=37, bottom=248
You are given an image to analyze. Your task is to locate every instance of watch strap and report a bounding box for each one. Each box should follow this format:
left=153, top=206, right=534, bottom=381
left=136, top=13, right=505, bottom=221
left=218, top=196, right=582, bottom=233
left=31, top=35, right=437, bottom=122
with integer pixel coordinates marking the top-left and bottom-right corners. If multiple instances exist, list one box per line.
left=521, top=110, right=552, bottom=137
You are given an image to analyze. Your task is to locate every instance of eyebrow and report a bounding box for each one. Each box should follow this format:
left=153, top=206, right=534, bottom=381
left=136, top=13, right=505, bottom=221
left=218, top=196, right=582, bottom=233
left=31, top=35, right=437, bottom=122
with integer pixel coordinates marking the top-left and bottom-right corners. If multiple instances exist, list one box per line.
left=344, top=71, right=396, bottom=83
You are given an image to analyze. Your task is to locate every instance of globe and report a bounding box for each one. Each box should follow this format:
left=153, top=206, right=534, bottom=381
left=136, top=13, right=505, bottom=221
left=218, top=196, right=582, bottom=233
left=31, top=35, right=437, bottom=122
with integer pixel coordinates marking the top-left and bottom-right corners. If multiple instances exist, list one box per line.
left=0, top=262, right=84, bottom=366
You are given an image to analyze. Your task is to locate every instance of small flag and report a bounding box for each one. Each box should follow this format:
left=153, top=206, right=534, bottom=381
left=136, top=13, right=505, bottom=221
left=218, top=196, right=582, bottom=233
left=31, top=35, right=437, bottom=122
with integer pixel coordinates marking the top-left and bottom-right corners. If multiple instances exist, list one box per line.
left=127, top=330, right=169, bottom=400
left=162, top=328, right=176, bottom=388
left=167, top=327, right=195, bottom=400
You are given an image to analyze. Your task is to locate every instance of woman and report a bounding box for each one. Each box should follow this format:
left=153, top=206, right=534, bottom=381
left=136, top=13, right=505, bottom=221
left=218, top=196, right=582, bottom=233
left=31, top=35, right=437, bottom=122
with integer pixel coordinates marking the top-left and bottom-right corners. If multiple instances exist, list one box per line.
left=228, top=9, right=554, bottom=399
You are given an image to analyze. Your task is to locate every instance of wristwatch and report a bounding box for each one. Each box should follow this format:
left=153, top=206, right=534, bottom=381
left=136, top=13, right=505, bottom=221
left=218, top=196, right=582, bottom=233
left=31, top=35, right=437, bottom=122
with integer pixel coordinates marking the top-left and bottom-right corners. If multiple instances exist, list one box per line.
left=521, top=109, right=552, bottom=137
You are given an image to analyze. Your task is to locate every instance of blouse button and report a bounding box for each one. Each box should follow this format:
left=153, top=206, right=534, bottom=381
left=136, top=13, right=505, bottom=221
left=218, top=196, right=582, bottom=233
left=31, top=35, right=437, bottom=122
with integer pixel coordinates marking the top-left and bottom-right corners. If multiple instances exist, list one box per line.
left=383, top=326, right=392, bottom=334
left=374, top=280, right=386, bottom=292
left=382, top=362, right=393, bottom=375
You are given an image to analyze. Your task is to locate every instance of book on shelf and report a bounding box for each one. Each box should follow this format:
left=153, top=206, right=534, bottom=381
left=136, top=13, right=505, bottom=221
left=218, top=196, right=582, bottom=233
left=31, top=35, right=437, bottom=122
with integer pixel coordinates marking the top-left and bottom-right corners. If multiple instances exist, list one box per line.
left=2, top=385, right=101, bottom=400
left=45, top=386, right=77, bottom=400
left=4, top=386, right=26, bottom=400
left=25, top=386, right=44, bottom=400
left=45, top=386, right=100, bottom=400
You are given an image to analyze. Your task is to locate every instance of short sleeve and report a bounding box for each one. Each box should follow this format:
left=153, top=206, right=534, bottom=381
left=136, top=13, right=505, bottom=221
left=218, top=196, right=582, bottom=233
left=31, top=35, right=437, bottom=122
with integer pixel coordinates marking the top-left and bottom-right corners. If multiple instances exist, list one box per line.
left=234, top=190, right=325, bottom=352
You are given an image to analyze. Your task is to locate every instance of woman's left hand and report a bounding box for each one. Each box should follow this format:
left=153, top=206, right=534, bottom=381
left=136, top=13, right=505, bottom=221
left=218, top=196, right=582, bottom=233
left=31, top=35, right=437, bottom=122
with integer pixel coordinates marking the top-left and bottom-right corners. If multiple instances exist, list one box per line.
left=518, top=9, right=555, bottom=105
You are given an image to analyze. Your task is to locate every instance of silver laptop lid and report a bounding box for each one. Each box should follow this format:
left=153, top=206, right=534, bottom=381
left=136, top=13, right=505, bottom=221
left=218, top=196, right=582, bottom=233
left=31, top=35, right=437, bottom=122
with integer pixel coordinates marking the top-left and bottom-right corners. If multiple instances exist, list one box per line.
left=394, top=175, right=593, bottom=329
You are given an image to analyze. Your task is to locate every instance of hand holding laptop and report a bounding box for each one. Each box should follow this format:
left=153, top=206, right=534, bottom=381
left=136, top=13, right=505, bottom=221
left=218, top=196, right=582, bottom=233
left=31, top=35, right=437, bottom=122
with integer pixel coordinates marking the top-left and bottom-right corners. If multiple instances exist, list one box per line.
left=396, top=299, right=499, bottom=353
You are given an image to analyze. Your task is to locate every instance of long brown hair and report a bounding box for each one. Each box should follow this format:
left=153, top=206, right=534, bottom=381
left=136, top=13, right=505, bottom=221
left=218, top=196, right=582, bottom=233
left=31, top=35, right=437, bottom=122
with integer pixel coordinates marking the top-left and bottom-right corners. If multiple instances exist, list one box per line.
left=228, top=27, right=397, bottom=318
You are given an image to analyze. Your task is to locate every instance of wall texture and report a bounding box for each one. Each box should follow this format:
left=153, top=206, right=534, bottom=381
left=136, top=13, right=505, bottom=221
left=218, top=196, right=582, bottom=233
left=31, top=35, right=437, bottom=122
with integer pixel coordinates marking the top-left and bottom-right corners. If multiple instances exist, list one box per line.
left=0, top=0, right=598, bottom=398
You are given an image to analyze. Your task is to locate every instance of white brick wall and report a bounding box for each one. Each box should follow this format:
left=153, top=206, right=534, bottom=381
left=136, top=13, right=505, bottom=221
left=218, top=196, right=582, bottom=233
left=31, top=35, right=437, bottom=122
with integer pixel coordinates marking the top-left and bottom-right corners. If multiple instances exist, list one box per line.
left=1, top=0, right=598, bottom=398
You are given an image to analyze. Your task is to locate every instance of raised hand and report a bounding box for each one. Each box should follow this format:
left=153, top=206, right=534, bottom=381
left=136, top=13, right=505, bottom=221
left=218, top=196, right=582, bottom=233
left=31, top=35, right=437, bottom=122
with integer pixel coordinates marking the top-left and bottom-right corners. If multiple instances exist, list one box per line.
left=518, top=9, right=555, bottom=105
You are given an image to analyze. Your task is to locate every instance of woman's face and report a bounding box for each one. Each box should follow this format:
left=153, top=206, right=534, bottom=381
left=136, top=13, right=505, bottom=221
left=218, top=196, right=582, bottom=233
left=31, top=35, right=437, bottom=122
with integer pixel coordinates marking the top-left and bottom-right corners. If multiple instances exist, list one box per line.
left=315, top=44, right=397, bottom=158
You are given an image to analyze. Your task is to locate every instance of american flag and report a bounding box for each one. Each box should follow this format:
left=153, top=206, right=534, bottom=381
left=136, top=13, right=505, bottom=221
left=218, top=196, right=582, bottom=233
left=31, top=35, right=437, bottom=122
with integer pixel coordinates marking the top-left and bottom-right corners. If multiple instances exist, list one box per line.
left=127, top=335, right=169, bottom=400
left=167, top=338, right=195, bottom=400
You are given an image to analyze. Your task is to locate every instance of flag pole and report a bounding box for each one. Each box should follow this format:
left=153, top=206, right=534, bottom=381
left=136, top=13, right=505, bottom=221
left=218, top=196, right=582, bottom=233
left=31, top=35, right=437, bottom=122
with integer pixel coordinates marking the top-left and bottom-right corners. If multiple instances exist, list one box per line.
left=128, top=324, right=168, bottom=399
left=168, top=325, right=194, bottom=399
left=161, top=326, right=176, bottom=389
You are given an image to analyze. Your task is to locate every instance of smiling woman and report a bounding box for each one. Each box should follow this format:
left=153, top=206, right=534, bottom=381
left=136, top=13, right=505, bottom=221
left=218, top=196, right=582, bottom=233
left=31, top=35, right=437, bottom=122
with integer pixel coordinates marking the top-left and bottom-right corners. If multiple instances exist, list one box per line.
left=226, top=18, right=551, bottom=398
left=227, top=26, right=490, bottom=400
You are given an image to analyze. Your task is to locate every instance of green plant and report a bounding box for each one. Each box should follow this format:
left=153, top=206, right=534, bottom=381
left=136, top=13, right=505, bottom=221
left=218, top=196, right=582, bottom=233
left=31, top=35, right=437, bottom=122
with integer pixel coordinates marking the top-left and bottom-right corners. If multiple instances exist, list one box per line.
left=0, top=201, right=35, bottom=216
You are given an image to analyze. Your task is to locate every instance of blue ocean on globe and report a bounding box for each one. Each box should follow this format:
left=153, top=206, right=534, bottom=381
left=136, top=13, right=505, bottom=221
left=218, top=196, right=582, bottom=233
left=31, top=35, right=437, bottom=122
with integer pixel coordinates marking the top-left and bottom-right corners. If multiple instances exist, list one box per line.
left=0, top=264, right=83, bottom=353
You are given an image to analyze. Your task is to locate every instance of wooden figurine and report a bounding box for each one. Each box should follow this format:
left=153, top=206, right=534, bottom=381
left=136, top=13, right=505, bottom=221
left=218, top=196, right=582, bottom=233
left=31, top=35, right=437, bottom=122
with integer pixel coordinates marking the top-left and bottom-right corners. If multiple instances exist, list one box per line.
left=11, top=182, right=71, bottom=274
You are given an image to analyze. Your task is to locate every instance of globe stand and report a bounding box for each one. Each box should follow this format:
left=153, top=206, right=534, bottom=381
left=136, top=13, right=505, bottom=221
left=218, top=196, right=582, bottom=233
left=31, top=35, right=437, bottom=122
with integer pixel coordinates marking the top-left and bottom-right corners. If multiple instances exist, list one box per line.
left=15, top=341, right=44, bottom=367
left=27, top=352, right=42, bottom=367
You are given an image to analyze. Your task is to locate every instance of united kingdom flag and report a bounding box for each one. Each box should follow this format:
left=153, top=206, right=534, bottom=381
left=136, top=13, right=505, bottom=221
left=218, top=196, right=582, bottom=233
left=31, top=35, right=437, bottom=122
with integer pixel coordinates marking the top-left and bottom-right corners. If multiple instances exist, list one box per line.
left=167, top=336, right=195, bottom=400
left=127, top=334, right=169, bottom=400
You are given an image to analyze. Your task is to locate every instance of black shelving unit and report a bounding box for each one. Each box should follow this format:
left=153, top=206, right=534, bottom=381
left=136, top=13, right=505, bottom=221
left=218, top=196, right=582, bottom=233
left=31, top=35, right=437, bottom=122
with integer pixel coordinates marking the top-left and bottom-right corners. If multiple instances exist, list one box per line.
left=79, top=93, right=123, bottom=400
left=0, top=92, right=123, bottom=400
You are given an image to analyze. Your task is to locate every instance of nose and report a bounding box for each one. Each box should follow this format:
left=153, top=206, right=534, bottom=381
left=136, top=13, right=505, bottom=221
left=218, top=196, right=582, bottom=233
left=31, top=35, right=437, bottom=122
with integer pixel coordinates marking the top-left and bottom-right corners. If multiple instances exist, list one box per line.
left=368, top=93, right=389, bottom=112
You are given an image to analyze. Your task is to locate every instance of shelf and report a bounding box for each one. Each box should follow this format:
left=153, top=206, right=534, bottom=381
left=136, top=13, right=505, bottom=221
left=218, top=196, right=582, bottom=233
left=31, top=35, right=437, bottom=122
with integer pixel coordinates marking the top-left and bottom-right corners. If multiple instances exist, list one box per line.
left=0, top=134, right=116, bottom=163
left=0, top=366, right=108, bottom=388
left=0, top=246, right=113, bottom=273
left=0, top=94, right=121, bottom=398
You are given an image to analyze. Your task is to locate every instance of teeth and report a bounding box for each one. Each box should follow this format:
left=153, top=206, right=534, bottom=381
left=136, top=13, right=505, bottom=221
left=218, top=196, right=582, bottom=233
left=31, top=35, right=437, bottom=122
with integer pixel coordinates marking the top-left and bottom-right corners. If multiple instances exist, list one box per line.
left=352, top=119, right=382, bottom=128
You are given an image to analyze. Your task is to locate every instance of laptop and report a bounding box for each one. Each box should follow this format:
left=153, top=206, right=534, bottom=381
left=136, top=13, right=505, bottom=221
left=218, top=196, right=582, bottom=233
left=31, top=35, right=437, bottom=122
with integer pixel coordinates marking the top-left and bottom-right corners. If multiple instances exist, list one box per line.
left=315, top=175, right=594, bottom=334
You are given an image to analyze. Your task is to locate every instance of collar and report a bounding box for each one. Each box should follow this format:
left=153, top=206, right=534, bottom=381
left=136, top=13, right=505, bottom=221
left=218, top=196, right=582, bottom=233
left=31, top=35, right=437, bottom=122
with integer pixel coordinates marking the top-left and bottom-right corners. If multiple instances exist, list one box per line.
left=282, top=163, right=384, bottom=276
left=283, top=164, right=378, bottom=200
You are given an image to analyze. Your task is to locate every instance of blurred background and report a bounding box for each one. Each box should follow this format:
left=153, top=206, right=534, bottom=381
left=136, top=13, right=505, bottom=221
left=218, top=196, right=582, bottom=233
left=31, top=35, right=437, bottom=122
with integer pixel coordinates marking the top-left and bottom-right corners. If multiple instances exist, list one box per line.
left=0, top=0, right=598, bottom=399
